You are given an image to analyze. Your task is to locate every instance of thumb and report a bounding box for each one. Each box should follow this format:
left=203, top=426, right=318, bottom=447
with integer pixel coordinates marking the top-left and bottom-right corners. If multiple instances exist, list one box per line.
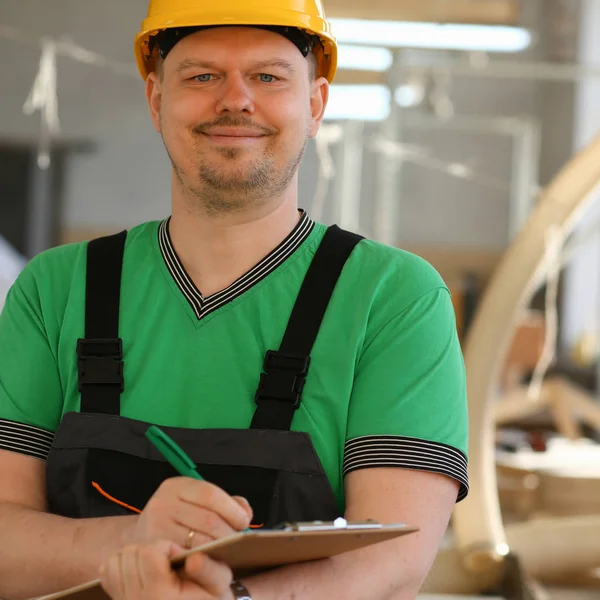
left=168, top=542, right=187, bottom=559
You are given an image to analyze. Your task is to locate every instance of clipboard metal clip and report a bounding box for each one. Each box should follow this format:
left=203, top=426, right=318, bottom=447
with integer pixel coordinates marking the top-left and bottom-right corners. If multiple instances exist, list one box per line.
left=275, top=517, right=403, bottom=532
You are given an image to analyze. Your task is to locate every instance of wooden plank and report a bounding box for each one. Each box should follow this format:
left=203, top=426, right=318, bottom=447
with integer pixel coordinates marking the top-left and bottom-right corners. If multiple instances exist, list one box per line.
left=401, top=244, right=503, bottom=283
left=332, top=70, right=387, bottom=84
left=325, top=0, right=519, bottom=25
left=61, top=228, right=121, bottom=245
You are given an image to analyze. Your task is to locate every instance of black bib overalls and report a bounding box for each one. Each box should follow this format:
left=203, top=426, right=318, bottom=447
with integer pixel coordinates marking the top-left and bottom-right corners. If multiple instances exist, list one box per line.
left=45, top=225, right=362, bottom=528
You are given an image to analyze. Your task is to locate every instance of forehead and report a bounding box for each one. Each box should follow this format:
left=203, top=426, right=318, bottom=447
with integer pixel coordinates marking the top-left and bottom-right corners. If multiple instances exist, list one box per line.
left=164, top=26, right=304, bottom=69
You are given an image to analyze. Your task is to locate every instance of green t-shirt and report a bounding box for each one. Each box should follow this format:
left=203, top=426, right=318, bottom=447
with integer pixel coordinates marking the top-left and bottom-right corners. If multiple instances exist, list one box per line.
left=0, top=214, right=469, bottom=509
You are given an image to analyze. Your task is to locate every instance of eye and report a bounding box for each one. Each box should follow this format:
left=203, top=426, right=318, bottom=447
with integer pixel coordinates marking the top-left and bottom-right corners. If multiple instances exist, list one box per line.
left=258, top=73, right=278, bottom=83
left=193, top=74, right=213, bottom=83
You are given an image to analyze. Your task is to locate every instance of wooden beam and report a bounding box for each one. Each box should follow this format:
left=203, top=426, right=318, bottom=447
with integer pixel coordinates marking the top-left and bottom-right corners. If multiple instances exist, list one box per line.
left=331, top=70, right=387, bottom=85
left=61, top=228, right=120, bottom=245
left=325, top=0, right=519, bottom=25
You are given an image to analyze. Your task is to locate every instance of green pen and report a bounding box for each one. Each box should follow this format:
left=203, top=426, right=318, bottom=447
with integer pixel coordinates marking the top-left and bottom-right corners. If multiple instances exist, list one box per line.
left=145, top=425, right=204, bottom=481
left=145, top=425, right=253, bottom=532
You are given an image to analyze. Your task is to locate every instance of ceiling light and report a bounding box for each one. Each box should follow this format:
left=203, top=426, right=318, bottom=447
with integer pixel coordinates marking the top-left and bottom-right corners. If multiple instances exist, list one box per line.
left=395, top=82, right=426, bottom=108
left=330, top=19, right=532, bottom=53
left=337, top=45, right=393, bottom=71
left=325, top=85, right=390, bottom=121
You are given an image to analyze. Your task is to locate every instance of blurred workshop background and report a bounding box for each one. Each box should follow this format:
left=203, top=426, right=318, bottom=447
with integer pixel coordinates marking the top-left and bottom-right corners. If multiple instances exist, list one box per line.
left=2, top=1, right=600, bottom=599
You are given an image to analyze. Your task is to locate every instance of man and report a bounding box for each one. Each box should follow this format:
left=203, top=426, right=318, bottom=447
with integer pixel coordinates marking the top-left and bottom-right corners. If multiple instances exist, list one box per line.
left=0, top=1, right=469, bottom=599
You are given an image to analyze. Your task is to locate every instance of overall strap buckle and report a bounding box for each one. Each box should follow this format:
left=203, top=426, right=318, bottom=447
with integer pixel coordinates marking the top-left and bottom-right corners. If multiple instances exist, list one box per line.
left=79, top=229, right=127, bottom=415
left=255, top=351, right=311, bottom=409
left=77, top=338, right=124, bottom=392
left=250, top=225, right=364, bottom=431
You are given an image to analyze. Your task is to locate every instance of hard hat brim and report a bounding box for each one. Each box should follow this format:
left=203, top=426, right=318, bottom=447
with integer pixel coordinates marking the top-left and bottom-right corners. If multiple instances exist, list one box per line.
left=134, top=8, right=337, bottom=82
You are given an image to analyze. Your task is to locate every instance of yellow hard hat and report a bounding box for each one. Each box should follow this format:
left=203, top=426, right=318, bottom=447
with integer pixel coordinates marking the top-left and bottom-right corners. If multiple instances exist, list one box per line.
left=134, top=0, right=337, bottom=82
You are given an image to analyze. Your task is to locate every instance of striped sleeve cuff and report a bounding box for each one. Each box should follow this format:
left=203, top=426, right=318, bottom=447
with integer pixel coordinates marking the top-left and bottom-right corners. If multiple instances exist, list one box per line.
left=344, top=435, right=469, bottom=502
left=0, top=419, right=54, bottom=461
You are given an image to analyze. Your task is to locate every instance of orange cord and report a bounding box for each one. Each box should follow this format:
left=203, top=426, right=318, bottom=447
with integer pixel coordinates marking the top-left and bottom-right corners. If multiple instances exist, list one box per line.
left=92, top=481, right=265, bottom=527
left=91, top=481, right=142, bottom=514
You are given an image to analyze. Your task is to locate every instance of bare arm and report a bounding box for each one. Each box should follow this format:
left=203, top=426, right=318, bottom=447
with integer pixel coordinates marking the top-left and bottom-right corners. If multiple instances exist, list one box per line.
left=0, top=450, right=137, bottom=600
left=0, top=451, right=252, bottom=600
left=237, top=467, right=459, bottom=600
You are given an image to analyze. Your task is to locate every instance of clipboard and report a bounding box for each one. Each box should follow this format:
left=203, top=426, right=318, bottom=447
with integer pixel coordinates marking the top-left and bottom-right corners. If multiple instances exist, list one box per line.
left=33, top=520, right=418, bottom=600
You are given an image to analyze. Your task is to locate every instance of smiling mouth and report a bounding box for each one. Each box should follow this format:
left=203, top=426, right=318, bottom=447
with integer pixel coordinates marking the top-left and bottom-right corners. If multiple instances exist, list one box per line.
left=202, top=133, right=266, bottom=144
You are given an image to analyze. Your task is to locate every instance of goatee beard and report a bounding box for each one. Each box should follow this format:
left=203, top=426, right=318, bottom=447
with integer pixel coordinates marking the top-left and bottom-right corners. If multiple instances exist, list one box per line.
left=168, top=137, right=308, bottom=217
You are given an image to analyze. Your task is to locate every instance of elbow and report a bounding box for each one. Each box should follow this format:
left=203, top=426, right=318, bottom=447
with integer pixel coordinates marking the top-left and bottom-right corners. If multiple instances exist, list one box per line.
left=381, top=549, right=440, bottom=600
left=389, top=568, right=429, bottom=600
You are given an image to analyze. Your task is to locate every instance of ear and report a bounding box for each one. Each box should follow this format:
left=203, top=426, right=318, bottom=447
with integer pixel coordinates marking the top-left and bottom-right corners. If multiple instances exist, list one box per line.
left=308, top=77, right=329, bottom=138
left=145, top=72, right=162, bottom=133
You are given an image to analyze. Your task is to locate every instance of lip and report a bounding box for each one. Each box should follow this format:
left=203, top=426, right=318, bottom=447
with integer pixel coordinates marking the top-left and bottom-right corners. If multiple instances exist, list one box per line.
left=203, top=128, right=265, bottom=138
left=202, top=133, right=266, bottom=145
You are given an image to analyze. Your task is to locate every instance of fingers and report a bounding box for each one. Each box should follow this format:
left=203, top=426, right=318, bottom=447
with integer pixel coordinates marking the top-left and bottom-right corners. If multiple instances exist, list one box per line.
left=232, top=496, right=253, bottom=520
left=100, top=552, right=126, bottom=600
left=183, top=553, right=233, bottom=598
left=170, top=502, right=238, bottom=546
left=101, top=541, right=233, bottom=600
left=136, top=542, right=181, bottom=588
left=175, top=480, right=252, bottom=531
left=120, top=542, right=145, bottom=599
left=100, top=541, right=177, bottom=600
left=134, top=479, right=253, bottom=549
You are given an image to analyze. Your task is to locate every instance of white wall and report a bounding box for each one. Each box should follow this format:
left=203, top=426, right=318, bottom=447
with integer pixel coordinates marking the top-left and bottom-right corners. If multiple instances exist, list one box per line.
left=0, top=0, right=571, bottom=251
left=561, top=0, right=600, bottom=353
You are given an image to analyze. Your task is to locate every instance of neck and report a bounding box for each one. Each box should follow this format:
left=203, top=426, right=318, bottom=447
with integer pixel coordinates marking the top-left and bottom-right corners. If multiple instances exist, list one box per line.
left=168, top=181, right=302, bottom=297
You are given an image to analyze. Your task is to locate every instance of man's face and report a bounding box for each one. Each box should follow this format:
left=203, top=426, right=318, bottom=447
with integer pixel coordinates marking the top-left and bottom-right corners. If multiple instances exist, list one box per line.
left=145, top=26, right=328, bottom=214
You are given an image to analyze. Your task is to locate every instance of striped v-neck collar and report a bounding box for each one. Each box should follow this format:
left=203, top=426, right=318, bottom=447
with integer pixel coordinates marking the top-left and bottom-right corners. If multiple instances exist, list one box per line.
left=158, top=211, right=315, bottom=320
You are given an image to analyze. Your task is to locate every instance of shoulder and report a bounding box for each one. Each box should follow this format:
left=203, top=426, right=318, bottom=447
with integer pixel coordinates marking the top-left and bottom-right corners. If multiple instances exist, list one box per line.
left=16, top=241, right=87, bottom=303
left=14, top=221, right=160, bottom=312
left=354, top=237, right=445, bottom=285
left=341, top=236, right=468, bottom=493
left=344, top=235, right=449, bottom=318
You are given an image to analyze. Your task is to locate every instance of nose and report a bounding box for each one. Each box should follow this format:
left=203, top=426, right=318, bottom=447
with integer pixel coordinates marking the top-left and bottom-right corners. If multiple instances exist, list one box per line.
left=215, top=73, right=255, bottom=115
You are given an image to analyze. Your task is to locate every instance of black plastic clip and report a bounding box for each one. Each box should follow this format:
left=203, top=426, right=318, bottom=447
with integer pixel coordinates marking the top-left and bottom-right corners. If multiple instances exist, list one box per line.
left=254, top=350, right=311, bottom=408
left=77, top=338, right=124, bottom=392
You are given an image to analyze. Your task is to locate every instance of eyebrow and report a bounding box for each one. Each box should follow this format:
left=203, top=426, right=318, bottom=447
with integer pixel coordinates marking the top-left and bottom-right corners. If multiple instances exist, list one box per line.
left=175, top=59, right=217, bottom=74
left=175, top=58, right=296, bottom=75
left=249, top=60, right=296, bottom=74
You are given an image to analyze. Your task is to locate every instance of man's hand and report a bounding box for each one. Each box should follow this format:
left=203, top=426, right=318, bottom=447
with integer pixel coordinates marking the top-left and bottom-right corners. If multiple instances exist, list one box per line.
left=128, top=478, right=253, bottom=549
left=100, top=540, right=234, bottom=600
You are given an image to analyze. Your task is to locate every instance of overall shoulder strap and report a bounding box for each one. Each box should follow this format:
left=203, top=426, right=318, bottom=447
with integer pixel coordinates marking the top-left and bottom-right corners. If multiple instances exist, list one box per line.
left=77, top=230, right=127, bottom=414
left=251, top=225, right=363, bottom=431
